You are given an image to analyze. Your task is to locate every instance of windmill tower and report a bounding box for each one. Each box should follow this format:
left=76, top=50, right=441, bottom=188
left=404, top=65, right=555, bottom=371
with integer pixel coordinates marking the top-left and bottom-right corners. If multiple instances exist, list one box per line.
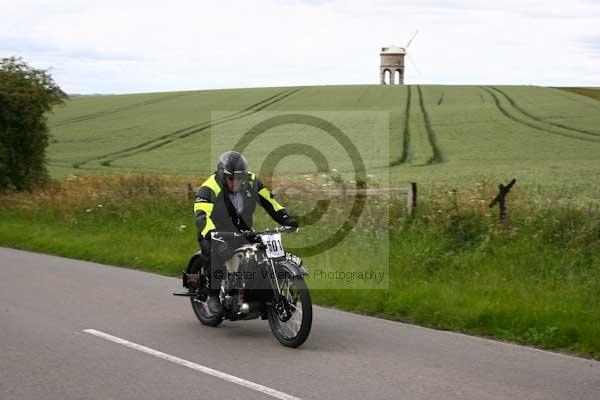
left=380, top=31, right=418, bottom=85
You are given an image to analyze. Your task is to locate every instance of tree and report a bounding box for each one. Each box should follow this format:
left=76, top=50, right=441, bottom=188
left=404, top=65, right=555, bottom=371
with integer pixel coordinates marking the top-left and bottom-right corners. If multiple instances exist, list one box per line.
left=0, top=57, right=67, bottom=191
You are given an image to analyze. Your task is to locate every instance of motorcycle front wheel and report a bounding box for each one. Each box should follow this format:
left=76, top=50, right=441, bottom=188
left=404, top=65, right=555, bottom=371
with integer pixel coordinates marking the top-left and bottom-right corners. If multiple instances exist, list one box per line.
left=268, top=277, right=312, bottom=348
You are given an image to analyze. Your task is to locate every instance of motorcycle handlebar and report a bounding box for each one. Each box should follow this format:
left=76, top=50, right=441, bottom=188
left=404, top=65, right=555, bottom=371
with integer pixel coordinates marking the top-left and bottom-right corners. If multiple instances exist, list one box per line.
left=211, top=226, right=298, bottom=240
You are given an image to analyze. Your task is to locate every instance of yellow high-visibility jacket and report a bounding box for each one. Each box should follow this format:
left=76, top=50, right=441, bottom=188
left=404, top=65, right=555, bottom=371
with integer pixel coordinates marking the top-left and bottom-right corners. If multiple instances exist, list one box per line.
left=193, top=172, right=289, bottom=239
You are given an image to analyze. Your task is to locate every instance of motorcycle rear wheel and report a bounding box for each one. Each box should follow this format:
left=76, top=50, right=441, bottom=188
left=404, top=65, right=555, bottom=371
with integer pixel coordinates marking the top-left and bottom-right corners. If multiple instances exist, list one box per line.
left=191, top=297, right=223, bottom=327
left=188, top=257, right=223, bottom=327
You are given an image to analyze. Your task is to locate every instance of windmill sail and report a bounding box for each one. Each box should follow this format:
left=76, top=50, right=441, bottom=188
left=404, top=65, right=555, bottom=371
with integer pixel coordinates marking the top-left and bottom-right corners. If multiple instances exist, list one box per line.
left=406, top=30, right=419, bottom=49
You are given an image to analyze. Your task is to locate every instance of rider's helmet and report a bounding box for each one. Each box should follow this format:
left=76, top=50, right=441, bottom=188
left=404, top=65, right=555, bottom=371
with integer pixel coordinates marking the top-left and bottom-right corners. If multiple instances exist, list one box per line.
left=216, top=151, right=249, bottom=192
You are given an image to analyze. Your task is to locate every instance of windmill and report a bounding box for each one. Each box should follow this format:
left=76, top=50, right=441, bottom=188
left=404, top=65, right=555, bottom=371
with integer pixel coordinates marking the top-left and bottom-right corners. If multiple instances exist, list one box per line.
left=380, top=30, right=419, bottom=85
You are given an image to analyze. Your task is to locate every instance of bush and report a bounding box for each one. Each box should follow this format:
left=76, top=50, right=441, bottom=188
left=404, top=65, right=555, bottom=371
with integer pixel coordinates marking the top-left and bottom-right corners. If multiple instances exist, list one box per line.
left=0, top=57, right=66, bottom=191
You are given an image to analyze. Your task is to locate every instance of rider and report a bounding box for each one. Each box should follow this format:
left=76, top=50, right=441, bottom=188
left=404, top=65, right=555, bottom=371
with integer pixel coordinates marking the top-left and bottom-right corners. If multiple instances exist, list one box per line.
left=185, top=151, right=298, bottom=314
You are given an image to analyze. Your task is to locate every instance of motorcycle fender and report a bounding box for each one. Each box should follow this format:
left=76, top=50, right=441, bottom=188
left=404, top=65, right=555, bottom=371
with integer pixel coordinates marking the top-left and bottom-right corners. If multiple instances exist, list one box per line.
left=275, top=260, right=308, bottom=278
left=187, top=251, right=209, bottom=273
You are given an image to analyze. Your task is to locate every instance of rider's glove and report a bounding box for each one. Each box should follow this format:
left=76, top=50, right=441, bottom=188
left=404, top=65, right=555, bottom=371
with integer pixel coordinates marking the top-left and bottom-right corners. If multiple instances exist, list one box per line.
left=282, top=214, right=298, bottom=229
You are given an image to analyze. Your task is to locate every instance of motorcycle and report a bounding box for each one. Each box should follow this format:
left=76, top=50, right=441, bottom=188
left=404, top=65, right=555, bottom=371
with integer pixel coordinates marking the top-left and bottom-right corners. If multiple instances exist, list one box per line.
left=174, top=226, right=312, bottom=348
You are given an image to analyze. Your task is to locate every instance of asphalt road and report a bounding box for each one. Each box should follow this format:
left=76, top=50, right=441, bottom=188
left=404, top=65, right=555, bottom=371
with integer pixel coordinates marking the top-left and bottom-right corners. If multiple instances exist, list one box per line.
left=1, top=247, right=599, bottom=400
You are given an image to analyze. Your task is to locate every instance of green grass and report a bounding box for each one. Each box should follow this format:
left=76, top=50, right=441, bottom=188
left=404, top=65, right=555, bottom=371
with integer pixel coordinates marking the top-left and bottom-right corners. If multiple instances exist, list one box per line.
left=6, top=85, right=600, bottom=357
left=45, top=85, right=600, bottom=200
left=1, top=176, right=599, bottom=358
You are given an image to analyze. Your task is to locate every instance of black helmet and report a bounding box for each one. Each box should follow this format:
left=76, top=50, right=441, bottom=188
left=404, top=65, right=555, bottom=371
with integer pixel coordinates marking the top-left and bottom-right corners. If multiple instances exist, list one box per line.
left=216, top=151, right=249, bottom=189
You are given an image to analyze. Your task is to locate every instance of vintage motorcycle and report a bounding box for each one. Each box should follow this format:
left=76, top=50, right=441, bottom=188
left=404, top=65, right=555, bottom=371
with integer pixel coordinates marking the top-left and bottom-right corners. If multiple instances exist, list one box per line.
left=174, top=226, right=312, bottom=348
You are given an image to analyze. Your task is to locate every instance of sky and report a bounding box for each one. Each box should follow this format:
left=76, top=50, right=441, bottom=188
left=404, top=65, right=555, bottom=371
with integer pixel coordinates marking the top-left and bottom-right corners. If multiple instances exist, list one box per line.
left=2, top=0, right=600, bottom=94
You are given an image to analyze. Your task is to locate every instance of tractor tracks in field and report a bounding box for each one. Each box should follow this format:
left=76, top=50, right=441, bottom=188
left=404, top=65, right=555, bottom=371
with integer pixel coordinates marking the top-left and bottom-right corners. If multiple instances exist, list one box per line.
left=390, top=85, right=445, bottom=167
left=437, top=92, right=445, bottom=106
left=52, top=92, right=193, bottom=128
left=481, top=87, right=600, bottom=144
left=417, top=85, right=445, bottom=164
left=390, top=86, right=412, bottom=166
left=77, top=88, right=302, bottom=168
left=489, top=87, right=600, bottom=138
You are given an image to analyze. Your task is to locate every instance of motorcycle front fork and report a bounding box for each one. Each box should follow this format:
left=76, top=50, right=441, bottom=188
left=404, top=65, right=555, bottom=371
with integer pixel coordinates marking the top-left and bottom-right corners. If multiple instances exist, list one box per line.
left=266, top=259, right=292, bottom=321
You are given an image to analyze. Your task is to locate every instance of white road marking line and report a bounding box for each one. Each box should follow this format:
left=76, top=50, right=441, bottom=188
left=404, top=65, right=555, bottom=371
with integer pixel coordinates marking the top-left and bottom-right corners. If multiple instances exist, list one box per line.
left=83, top=329, right=303, bottom=400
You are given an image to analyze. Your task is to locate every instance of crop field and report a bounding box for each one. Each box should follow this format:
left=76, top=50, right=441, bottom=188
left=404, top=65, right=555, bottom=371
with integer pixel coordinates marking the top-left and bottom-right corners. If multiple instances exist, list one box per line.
left=46, top=85, right=600, bottom=200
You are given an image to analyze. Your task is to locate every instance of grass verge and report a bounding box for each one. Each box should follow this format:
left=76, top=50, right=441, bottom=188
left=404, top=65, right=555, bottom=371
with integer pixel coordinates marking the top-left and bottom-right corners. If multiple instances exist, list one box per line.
left=1, top=174, right=599, bottom=358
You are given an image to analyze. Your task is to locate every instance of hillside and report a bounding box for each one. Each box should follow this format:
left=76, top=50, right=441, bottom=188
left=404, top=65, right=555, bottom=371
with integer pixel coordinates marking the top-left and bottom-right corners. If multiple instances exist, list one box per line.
left=46, top=85, right=600, bottom=200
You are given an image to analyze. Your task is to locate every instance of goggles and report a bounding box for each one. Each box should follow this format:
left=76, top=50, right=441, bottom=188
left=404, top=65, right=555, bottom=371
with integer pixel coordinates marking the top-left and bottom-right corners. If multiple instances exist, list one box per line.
left=223, top=171, right=248, bottom=182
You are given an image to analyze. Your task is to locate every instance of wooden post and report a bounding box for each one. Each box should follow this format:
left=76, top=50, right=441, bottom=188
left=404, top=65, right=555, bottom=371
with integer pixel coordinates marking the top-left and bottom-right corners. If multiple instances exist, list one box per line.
left=407, top=182, right=417, bottom=216
left=489, top=179, right=516, bottom=222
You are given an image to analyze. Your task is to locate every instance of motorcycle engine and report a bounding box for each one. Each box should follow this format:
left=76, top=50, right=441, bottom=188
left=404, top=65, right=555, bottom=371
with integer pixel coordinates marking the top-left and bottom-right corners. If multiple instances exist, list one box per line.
left=224, top=252, right=243, bottom=273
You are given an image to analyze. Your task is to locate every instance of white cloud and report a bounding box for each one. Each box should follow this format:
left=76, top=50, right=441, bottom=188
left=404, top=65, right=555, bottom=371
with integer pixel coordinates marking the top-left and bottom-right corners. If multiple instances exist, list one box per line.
left=1, top=0, right=599, bottom=93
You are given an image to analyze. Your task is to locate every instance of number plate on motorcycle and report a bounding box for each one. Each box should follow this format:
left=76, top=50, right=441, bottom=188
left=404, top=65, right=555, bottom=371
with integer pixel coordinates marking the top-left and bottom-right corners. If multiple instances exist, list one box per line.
left=260, top=233, right=284, bottom=259
left=286, top=252, right=303, bottom=266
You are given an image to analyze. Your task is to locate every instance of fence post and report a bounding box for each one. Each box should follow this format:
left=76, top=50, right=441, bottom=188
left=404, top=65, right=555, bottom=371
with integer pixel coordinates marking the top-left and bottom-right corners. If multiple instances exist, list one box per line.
left=489, top=179, right=516, bottom=222
left=407, top=182, right=417, bottom=216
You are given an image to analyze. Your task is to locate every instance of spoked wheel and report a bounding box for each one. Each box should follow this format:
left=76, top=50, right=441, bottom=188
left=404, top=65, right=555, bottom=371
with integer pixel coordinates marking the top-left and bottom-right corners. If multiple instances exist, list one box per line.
left=188, top=259, right=223, bottom=327
left=268, top=276, right=312, bottom=348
